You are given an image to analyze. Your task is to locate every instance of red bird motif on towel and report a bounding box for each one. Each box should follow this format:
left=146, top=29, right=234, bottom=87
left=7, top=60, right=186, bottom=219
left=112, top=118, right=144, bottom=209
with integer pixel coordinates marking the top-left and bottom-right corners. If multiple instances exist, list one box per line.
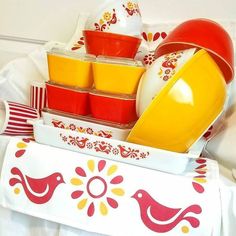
left=132, top=189, right=202, bottom=233
left=9, top=167, right=65, bottom=204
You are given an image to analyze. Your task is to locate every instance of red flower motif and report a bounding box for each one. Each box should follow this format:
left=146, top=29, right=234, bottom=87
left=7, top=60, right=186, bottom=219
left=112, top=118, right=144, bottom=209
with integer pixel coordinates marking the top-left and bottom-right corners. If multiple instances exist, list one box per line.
left=112, top=148, right=119, bottom=155
left=163, top=75, right=169, bottom=81
left=62, top=136, right=67, bottom=142
left=71, top=160, right=124, bottom=217
left=86, top=128, right=94, bottom=135
left=93, top=141, right=112, bottom=154
left=69, top=124, right=76, bottom=131
left=143, top=53, right=156, bottom=66
left=86, top=142, right=93, bottom=149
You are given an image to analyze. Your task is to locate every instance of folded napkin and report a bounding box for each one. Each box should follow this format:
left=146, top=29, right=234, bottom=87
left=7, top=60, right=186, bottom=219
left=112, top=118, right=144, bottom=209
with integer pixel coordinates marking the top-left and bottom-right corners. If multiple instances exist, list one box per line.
left=0, top=138, right=221, bottom=236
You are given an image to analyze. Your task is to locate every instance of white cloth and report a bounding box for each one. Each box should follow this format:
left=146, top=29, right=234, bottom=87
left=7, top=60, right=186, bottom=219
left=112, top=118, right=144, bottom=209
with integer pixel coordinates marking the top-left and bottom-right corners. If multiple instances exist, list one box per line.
left=0, top=41, right=65, bottom=105
left=0, top=137, right=221, bottom=236
left=0, top=19, right=235, bottom=236
left=0, top=57, right=45, bottom=105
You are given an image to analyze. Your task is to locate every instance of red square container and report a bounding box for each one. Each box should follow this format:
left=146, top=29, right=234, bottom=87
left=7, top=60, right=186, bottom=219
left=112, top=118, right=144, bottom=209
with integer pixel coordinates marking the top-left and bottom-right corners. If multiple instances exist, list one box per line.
left=46, top=82, right=90, bottom=115
left=89, top=90, right=137, bottom=124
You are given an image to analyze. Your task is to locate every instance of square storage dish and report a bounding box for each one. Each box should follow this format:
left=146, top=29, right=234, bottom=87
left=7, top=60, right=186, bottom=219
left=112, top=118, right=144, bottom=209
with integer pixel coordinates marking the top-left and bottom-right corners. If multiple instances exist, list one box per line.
left=89, top=90, right=137, bottom=124
left=92, top=56, right=145, bottom=95
left=46, top=82, right=90, bottom=116
left=47, top=47, right=95, bottom=88
left=42, top=108, right=133, bottom=141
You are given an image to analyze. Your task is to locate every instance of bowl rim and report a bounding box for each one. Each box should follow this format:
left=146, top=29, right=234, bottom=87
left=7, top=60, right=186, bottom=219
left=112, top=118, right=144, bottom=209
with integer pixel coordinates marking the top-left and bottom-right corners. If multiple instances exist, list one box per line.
left=46, top=82, right=90, bottom=93
left=89, top=89, right=136, bottom=100
left=83, top=29, right=142, bottom=40
left=155, top=41, right=234, bottom=83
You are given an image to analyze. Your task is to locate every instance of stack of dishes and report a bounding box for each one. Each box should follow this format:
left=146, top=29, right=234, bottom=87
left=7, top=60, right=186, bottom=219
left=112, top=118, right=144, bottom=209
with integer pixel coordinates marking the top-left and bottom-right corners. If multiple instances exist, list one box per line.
left=44, top=48, right=146, bottom=140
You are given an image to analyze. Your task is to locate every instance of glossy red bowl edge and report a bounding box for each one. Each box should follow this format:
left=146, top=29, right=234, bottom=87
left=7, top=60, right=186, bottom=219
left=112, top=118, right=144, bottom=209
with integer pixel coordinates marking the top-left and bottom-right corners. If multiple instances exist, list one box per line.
left=83, top=30, right=141, bottom=59
left=46, top=83, right=90, bottom=116
left=89, top=92, right=137, bottom=124
left=155, top=18, right=234, bottom=83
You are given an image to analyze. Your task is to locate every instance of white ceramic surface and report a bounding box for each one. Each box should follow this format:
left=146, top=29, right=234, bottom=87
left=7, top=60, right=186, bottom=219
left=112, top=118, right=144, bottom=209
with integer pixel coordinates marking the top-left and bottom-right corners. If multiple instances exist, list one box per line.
left=136, top=48, right=196, bottom=117
left=85, top=0, right=142, bottom=36
left=42, top=109, right=132, bottom=141
left=33, top=119, right=205, bottom=174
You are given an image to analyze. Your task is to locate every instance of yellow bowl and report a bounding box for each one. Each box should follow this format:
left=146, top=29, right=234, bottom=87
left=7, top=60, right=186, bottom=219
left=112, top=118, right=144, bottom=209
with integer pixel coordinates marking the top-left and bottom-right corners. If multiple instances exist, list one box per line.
left=47, top=48, right=95, bottom=88
left=92, top=56, right=146, bottom=95
left=127, top=49, right=227, bottom=153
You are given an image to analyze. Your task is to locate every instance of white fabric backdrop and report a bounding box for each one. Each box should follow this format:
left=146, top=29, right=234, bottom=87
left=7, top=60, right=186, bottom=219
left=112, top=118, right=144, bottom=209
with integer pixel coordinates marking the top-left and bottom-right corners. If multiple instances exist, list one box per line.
left=0, top=0, right=236, bottom=235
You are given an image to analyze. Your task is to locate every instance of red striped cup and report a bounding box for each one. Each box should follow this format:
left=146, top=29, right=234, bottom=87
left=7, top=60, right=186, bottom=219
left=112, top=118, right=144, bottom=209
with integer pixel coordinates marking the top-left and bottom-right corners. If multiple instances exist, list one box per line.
left=0, top=100, right=39, bottom=136
left=30, top=81, right=47, bottom=116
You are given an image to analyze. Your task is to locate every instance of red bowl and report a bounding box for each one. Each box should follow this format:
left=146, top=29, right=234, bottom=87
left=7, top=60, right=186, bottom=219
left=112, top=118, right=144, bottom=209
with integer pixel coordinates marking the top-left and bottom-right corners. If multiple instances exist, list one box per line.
left=89, top=90, right=137, bottom=124
left=155, top=18, right=234, bottom=83
left=83, top=30, right=141, bottom=58
left=46, top=82, right=90, bottom=116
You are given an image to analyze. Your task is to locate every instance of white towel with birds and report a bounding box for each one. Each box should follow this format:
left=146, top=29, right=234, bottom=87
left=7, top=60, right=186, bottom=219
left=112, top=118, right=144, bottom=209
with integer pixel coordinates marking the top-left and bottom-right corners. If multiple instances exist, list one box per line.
left=0, top=137, right=221, bottom=236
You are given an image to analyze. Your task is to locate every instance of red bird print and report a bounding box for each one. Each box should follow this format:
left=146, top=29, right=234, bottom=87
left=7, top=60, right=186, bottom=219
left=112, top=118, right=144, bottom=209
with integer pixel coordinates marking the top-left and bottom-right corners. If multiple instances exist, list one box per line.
left=162, top=58, right=177, bottom=70
left=122, top=5, right=135, bottom=16
left=132, top=190, right=202, bottom=233
left=9, top=167, right=65, bottom=204
left=52, top=120, right=65, bottom=129
left=107, top=9, right=117, bottom=25
left=117, top=145, right=138, bottom=158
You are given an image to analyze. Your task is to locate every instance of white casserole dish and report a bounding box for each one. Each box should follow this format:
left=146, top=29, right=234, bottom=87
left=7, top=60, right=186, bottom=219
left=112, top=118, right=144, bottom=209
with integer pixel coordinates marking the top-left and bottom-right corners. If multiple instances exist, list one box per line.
left=42, top=108, right=133, bottom=141
left=32, top=119, right=206, bottom=174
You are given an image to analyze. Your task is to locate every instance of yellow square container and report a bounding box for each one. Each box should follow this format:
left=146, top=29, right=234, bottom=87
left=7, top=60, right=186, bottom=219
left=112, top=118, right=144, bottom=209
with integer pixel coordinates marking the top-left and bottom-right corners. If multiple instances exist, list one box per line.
left=92, top=56, right=145, bottom=95
left=47, top=48, right=95, bottom=88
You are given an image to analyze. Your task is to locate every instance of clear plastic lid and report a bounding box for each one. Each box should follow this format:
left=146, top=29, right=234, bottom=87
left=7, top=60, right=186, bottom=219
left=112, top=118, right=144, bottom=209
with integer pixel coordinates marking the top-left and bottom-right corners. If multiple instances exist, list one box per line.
left=46, top=81, right=90, bottom=93
left=47, top=47, right=96, bottom=62
left=96, top=55, right=143, bottom=67
left=43, top=108, right=135, bottom=129
left=89, top=89, right=136, bottom=100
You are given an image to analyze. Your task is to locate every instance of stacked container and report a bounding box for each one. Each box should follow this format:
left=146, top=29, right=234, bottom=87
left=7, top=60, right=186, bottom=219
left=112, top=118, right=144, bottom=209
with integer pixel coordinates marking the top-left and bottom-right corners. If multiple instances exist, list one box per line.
left=46, top=48, right=95, bottom=116
left=44, top=0, right=146, bottom=141
left=45, top=47, right=145, bottom=141
left=90, top=56, right=145, bottom=124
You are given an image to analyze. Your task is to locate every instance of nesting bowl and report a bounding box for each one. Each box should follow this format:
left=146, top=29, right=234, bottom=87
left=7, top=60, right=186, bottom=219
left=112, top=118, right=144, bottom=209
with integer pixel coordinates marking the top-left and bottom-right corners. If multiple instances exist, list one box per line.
left=127, top=49, right=227, bottom=153
left=83, top=30, right=141, bottom=58
left=136, top=48, right=196, bottom=117
left=85, top=0, right=142, bottom=36
left=155, top=18, right=234, bottom=83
